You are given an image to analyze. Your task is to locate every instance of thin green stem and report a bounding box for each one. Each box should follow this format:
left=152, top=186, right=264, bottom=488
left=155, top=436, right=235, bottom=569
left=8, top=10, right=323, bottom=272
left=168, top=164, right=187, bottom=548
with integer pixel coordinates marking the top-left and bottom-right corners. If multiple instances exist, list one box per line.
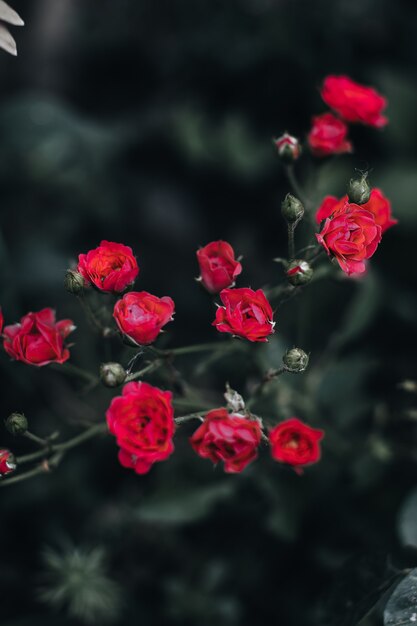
left=157, top=342, right=233, bottom=357
left=23, top=431, right=48, bottom=448
left=246, top=366, right=287, bottom=410
left=285, top=164, right=309, bottom=207
left=288, top=223, right=295, bottom=260
left=175, top=412, right=206, bottom=425
left=51, top=362, right=99, bottom=385
left=125, top=360, right=162, bottom=382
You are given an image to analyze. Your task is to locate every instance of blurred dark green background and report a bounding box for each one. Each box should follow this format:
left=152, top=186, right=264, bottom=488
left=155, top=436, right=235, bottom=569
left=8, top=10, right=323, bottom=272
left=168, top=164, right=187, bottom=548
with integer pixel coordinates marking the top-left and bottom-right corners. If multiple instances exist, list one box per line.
left=1, top=1, right=417, bottom=625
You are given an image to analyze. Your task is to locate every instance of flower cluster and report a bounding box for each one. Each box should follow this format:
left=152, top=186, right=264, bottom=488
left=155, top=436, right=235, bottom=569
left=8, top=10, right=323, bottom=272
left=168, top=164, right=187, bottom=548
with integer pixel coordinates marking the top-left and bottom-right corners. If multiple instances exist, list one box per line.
left=106, top=382, right=323, bottom=475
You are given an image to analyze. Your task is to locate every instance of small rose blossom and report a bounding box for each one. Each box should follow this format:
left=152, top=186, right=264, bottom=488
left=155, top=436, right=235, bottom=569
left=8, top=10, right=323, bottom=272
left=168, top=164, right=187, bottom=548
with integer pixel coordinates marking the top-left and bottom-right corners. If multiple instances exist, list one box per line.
left=0, top=449, right=16, bottom=477
left=213, top=287, right=275, bottom=342
left=106, top=381, right=175, bottom=475
left=190, top=408, right=262, bottom=473
left=321, top=75, right=388, bottom=127
left=316, top=203, right=382, bottom=275
left=113, top=291, right=175, bottom=346
left=3, top=308, right=75, bottom=366
left=196, top=240, right=242, bottom=294
left=308, top=113, right=352, bottom=157
left=274, top=132, right=301, bottom=161
left=269, top=418, right=324, bottom=472
left=316, top=189, right=397, bottom=233
left=77, top=240, right=139, bottom=293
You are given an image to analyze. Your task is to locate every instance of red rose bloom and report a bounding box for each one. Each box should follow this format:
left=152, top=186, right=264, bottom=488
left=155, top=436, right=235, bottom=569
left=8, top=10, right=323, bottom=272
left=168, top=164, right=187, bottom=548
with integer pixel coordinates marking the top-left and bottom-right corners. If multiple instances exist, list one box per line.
left=316, top=189, right=397, bottom=233
left=113, top=291, right=175, bottom=346
left=190, top=408, right=262, bottom=473
left=106, top=381, right=175, bottom=474
left=269, top=418, right=324, bottom=471
left=3, top=308, right=75, bottom=366
left=196, top=240, right=242, bottom=294
left=316, top=203, right=382, bottom=275
left=0, top=449, right=16, bottom=477
left=77, top=240, right=139, bottom=293
left=321, top=75, right=388, bottom=128
left=213, top=288, right=275, bottom=342
left=308, top=113, right=352, bottom=157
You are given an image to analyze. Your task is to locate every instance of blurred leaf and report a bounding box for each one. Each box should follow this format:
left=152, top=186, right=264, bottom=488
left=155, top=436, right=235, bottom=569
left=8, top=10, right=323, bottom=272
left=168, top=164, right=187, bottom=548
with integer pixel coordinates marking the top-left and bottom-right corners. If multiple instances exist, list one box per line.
left=398, top=489, right=417, bottom=548
left=0, top=0, right=23, bottom=26
left=135, top=482, right=234, bottom=524
left=384, top=568, right=417, bottom=626
left=0, top=22, right=16, bottom=55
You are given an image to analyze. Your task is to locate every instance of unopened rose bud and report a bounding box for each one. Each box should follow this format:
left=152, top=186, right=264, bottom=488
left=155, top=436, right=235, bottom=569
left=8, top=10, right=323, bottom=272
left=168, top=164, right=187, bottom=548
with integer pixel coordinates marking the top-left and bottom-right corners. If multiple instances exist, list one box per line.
left=282, top=348, right=309, bottom=373
left=274, top=133, right=301, bottom=163
left=0, top=449, right=17, bottom=477
left=224, top=384, right=245, bottom=413
left=5, top=412, right=28, bottom=436
left=286, top=260, right=313, bottom=286
left=281, top=194, right=304, bottom=223
left=347, top=173, right=371, bottom=205
left=100, top=362, right=126, bottom=387
left=64, top=269, right=85, bottom=295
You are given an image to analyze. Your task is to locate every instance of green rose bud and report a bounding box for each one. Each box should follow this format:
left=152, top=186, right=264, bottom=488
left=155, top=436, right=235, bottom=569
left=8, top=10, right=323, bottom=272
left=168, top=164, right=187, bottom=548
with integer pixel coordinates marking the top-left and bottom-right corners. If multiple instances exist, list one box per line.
left=5, top=412, right=28, bottom=436
left=347, top=173, right=371, bottom=205
left=281, top=194, right=304, bottom=223
left=100, top=362, right=127, bottom=388
left=282, top=348, right=309, bottom=373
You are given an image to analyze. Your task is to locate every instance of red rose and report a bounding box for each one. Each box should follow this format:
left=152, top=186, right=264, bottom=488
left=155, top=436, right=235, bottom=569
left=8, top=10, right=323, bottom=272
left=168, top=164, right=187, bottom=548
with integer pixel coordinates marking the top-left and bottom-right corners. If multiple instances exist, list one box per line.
left=308, top=113, right=352, bottom=157
left=77, top=240, right=139, bottom=293
left=196, top=240, right=242, bottom=294
left=0, top=449, right=16, bottom=477
left=213, top=288, right=275, bottom=342
left=315, top=195, right=346, bottom=223
left=106, top=381, right=175, bottom=474
left=321, top=75, right=388, bottom=128
left=316, top=189, right=397, bottom=233
left=0, top=307, right=3, bottom=334
left=316, top=203, right=382, bottom=275
left=113, top=291, right=175, bottom=346
left=3, top=308, right=75, bottom=366
left=190, top=408, right=262, bottom=473
left=269, top=418, right=324, bottom=471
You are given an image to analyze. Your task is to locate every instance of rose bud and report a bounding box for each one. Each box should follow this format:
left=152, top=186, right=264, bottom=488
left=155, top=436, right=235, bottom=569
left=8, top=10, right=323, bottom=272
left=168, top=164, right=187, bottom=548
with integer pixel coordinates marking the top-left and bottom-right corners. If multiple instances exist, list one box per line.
left=213, top=287, right=275, bottom=343
left=316, top=203, right=382, bottom=275
left=190, top=408, right=262, bottom=473
left=77, top=240, right=139, bottom=294
left=308, top=113, right=352, bottom=157
left=64, top=269, right=85, bottom=295
left=286, top=260, right=313, bottom=286
left=269, top=418, right=324, bottom=472
left=100, top=362, right=126, bottom=388
left=281, top=194, right=304, bottom=224
left=282, top=347, right=309, bottom=373
left=196, top=240, right=242, bottom=294
left=3, top=308, right=75, bottom=366
left=106, top=381, right=175, bottom=474
left=273, top=133, right=301, bottom=162
left=113, top=291, right=175, bottom=346
left=0, top=449, right=17, bottom=477
left=347, top=173, right=371, bottom=205
left=316, top=189, right=397, bottom=234
left=321, top=75, right=388, bottom=127
left=5, top=412, right=28, bottom=436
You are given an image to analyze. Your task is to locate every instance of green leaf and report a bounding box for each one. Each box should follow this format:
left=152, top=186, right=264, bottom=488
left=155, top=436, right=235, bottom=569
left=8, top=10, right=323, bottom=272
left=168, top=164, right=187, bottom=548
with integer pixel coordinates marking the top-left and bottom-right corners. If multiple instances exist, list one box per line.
left=135, top=482, right=234, bottom=524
